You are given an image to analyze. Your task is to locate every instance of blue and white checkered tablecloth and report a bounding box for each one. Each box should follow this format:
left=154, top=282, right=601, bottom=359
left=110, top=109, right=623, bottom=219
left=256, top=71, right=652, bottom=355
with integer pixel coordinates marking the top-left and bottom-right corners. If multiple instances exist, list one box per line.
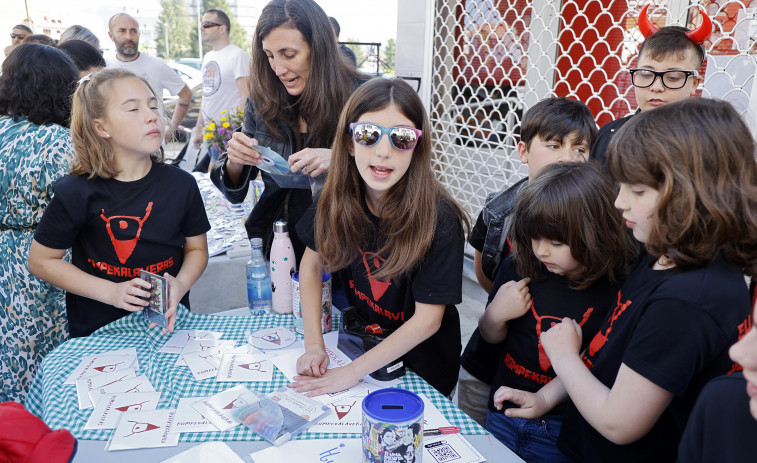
left=26, top=305, right=487, bottom=442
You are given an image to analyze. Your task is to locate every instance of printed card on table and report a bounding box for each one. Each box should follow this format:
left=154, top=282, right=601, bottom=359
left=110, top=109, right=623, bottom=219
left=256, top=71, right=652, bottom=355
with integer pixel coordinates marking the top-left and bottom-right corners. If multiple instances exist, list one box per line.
left=423, top=434, right=485, bottom=463
left=107, top=409, right=179, bottom=451
left=246, top=327, right=297, bottom=351
left=216, top=353, right=274, bottom=383
left=158, top=330, right=223, bottom=354
left=84, top=391, right=162, bottom=430
left=160, top=442, right=245, bottom=463
left=183, top=351, right=222, bottom=381
left=170, top=397, right=219, bottom=434
left=75, top=368, right=138, bottom=409
left=249, top=439, right=361, bottom=462
left=175, top=339, right=237, bottom=366
left=191, top=385, right=260, bottom=432
left=307, top=392, right=367, bottom=434
left=64, top=352, right=139, bottom=385
left=269, top=331, right=399, bottom=396
left=87, top=375, right=156, bottom=407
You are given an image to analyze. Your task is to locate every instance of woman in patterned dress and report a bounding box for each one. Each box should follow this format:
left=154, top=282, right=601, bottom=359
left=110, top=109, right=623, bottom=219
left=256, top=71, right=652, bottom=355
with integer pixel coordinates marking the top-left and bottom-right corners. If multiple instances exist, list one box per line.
left=0, top=43, right=79, bottom=403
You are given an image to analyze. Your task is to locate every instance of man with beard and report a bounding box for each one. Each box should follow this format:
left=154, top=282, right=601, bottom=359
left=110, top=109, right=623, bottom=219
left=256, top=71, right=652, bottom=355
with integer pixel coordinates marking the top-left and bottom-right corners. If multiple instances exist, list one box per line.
left=106, top=13, right=192, bottom=143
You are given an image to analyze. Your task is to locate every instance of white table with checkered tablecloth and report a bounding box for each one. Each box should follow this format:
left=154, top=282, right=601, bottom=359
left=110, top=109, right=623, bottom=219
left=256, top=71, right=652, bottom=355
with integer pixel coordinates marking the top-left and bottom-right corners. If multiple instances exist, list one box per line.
left=26, top=306, right=523, bottom=461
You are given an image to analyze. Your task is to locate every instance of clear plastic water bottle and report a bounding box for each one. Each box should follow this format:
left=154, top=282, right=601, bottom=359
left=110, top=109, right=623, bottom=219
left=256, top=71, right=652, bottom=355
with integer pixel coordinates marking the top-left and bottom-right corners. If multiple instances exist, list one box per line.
left=247, top=238, right=272, bottom=314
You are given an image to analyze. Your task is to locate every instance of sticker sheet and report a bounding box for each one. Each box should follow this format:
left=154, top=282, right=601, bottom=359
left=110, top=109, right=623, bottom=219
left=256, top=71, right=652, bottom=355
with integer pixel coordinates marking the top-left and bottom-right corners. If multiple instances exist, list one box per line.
left=84, top=392, right=162, bottom=430
left=75, top=368, right=138, bottom=410
left=107, top=409, right=179, bottom=451
left=191, top=386, right=260, bottom=432
left=170, top=397, right=219, bottom=434
left=64, top=351, right=139, bottom=385
left=216, top=353, right=274, bottom=383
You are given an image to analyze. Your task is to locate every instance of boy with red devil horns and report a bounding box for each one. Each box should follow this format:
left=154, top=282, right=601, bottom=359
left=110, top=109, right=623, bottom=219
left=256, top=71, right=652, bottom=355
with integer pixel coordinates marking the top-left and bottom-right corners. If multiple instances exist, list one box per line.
left=592, top=4, right=712, bottom=171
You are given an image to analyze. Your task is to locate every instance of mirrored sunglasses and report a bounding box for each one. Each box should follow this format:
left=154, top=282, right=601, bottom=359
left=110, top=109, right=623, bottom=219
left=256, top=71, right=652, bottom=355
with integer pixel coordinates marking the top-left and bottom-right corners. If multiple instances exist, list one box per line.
left=10, top=33, right=26, bottom=39
left=349, top=122, right=422, bottom=151
left=201, top=22, right=222, bottom=29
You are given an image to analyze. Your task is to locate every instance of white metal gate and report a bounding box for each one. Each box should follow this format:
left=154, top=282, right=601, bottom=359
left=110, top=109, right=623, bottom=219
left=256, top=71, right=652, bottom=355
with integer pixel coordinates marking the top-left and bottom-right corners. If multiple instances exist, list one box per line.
left=424, top=0, right=757, bottom=218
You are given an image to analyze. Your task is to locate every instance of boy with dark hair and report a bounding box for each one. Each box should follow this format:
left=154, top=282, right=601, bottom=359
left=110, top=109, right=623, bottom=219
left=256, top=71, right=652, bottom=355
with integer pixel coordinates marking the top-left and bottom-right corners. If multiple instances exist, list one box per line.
left=591, top=5, right=710, bottom=170
left=458, top=96, right=597, bottom=426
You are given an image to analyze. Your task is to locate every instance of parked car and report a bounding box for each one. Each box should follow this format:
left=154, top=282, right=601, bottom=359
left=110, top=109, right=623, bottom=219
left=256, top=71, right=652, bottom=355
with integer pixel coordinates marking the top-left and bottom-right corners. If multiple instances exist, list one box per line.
left=164, top=61, right=203, bottom=140
left=175, top=57, right=202, bottom=71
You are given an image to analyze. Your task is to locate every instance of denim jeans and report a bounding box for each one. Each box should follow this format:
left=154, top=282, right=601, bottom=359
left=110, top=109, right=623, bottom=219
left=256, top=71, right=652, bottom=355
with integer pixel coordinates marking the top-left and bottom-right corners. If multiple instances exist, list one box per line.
left=486, top=410, right=573, bottom=463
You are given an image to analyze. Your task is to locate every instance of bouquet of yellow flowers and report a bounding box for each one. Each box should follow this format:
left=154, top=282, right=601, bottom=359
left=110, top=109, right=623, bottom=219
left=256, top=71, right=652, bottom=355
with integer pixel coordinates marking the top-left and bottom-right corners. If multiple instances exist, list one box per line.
left=203, top=107, right=245, bottom=159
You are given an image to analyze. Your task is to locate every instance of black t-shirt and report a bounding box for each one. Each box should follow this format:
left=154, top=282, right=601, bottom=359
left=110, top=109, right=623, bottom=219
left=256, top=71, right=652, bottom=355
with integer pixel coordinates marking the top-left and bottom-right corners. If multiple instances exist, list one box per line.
left=487, top=256, right=618, bottom=412
left=297, top=200, right=464, bottom=396
left=35, top=163, right=211, bottom=338
left=677, top=372, right=756, bottom=463
left=590, top=113, right=634, bottom=173
left=558, top=251, right=751, bottom=463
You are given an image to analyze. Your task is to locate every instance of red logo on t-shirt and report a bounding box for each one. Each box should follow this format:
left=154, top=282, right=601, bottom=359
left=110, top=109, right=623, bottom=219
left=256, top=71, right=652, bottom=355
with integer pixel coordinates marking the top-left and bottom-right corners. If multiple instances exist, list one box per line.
left=531, top=300, right=594, bottom=371
left=361, top=250, right=391, bottom=301
left=586, top=291, right=632, bottom=360
left=100, top=202, right=153, bottom=264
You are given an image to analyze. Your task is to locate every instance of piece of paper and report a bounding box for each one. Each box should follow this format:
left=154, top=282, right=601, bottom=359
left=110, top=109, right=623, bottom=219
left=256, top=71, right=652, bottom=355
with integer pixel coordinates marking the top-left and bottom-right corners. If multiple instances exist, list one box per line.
left=75, top=368, right=138, bottom=409
left=160, top=442, right=245, bottom=463
left=183, top=351, right=222, bottom=381
left=175, top=339, right=237, bottom=366
left=216, top=353, right=274, bottom=382
left=191, top=385, right=260, bottom=432
left=84, top=392, right=162, bottom=430
left=269, top=331, right=400, bottom=395
left=170, top=397, right=219, bottom=434
left=249, top=439, right=361, bottom=462
left=423, top=433, right=486, bottom=463
left=158, top=330, right=224, bottom=354
left=87, top=375, right=156, bottom=407
left=107, top=409, right=179, bottom=451
left=64, top=352, right=139, bottom=385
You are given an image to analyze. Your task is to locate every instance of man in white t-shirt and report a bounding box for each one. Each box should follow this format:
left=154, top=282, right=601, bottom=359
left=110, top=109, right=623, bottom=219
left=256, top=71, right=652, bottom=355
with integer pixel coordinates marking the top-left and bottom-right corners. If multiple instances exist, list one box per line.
left=106, top=13, right=193, bottom=143
left=191, top=8, right=250, bottom=146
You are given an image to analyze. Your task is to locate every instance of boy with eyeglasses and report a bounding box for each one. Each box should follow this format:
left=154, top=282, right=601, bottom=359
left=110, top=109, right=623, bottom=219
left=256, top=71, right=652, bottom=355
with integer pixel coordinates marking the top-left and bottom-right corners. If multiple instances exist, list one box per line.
left=592, top=23, right=708, bottom=171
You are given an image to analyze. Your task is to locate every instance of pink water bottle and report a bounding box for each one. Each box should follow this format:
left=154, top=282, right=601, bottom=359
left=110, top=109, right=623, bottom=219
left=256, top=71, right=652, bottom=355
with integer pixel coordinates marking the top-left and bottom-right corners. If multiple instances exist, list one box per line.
left=270, top=220, right=296, bottom=314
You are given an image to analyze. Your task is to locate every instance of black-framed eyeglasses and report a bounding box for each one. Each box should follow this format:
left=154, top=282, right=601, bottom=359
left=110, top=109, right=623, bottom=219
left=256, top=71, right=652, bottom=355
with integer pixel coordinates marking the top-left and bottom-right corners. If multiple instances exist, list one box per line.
left=628, top=68, right=699, bottom=90
left=201, top=22, right=221, bottom=29
left=10, top=33, right=26, bottom=39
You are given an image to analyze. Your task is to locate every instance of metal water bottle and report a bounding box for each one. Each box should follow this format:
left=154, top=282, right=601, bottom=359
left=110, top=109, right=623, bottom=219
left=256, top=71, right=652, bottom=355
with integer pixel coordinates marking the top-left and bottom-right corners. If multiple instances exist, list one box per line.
left=270, top=220, right=296, bottom=314
left=247, top=238, right=272, bottom=315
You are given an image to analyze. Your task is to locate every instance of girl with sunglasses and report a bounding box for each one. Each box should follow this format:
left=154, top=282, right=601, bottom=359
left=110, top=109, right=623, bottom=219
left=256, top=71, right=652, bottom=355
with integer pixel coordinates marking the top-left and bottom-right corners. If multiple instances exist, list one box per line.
left=290, top=78, right=470, bottom=397
left=210, top=0, right=367, bottom=262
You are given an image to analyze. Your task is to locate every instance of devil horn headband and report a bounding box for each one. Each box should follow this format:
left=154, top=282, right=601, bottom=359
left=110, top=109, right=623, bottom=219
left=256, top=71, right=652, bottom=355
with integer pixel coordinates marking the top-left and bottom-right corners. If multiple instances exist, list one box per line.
left=638, top=3, right=713, bottom=44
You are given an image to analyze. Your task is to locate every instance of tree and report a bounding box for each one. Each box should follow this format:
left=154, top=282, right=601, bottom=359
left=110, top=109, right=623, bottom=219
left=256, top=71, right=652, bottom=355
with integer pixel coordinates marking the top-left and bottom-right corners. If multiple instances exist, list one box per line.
left=189, top=0, right=251, bottom=58
left=156, top=0, right=193, bottom=60
left=382, top=38, right=395, bottom=76
left=346, top=39, right=367, bottom=71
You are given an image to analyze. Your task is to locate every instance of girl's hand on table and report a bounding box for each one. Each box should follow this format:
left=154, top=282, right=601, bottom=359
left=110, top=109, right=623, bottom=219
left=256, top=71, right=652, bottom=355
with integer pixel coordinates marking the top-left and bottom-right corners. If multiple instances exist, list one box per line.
left=290, top=365, right=361, bottom=397
left=296, top=345, right=330, bottom=377
left=146, top=273, right=183, bottom=334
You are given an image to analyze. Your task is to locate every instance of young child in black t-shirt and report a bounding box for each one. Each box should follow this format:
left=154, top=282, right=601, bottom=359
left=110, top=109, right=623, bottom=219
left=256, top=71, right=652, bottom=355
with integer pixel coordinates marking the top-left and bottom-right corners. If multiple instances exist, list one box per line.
left=29, top=69, right=210, bottom=337
left=461, top=97, right=597, bottom=425
left=482, top=162, right=635, bottom=463
left=500, top=99, right=757, bottom=462
left=677, top=300, right=757, bottom=463
left=289, top=78, right=470, bottom=398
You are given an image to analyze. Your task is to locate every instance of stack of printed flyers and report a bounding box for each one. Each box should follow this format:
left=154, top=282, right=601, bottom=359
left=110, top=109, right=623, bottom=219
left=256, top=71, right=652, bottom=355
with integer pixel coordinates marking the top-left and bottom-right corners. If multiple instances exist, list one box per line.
left=63, top=328, right=484, bottom=461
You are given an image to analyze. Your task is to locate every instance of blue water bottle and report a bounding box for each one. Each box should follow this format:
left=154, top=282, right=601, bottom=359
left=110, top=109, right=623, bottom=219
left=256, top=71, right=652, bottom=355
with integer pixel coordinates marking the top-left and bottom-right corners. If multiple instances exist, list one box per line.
left=247, top=238, right=272, bottom=314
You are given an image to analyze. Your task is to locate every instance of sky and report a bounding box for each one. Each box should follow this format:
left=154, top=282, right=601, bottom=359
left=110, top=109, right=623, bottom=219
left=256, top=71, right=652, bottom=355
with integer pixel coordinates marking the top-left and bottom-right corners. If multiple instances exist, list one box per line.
left=3, top=0, right=398, bottom=51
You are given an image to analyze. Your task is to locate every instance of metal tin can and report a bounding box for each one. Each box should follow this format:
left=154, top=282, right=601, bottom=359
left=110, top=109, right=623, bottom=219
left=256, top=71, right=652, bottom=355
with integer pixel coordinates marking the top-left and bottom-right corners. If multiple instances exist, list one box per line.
left=362, top=388, right=424, bottom=463
left=292, top=271, right=332, bottom=334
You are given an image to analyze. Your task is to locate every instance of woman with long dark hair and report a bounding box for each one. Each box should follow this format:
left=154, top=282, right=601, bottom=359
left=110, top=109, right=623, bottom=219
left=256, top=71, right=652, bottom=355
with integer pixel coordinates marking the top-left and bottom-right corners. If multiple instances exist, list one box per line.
left=0, top=43, right=79, bottom=403
left=210, top=0, right=366, bottom=261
